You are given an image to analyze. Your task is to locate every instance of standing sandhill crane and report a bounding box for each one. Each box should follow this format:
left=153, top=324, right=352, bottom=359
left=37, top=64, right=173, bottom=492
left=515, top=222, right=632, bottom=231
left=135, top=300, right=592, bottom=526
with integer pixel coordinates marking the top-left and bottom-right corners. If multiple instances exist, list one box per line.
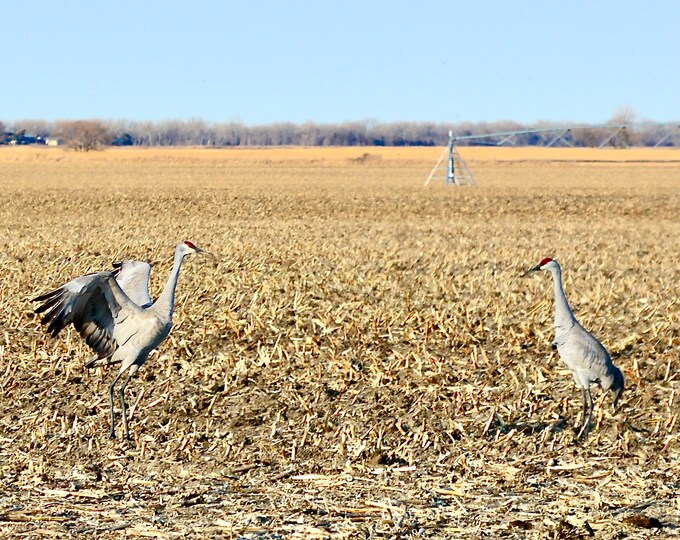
left=525, top=257, right=624, bottom=437
left=33, top=241, right=213, bottom=439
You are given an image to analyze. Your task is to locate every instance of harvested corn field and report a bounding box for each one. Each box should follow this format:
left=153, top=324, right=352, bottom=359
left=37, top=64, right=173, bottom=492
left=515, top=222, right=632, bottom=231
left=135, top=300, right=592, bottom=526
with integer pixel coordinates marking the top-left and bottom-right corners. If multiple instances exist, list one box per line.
left=0, top=146, right=678, bottom=538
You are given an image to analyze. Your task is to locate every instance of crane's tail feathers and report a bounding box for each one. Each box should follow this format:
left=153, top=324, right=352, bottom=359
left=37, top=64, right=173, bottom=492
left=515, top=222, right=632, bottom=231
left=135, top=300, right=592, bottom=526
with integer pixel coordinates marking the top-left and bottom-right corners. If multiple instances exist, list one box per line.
left=85, top=355, right=120, bottom=369
left=610, top=367, right=625, bottom=410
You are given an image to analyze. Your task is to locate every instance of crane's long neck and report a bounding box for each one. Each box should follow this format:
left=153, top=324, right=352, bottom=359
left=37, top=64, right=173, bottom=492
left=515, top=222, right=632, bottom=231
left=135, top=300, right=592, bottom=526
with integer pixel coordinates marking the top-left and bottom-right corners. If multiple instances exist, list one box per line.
left=549, top=265, right=577, bottom=331
left=153, top=248, right=185, bottom=323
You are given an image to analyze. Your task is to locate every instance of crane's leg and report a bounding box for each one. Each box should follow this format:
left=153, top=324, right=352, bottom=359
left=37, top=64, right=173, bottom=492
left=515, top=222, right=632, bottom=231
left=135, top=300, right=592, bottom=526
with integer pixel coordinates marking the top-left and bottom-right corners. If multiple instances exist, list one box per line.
left=579, top=388, right=589, bottom=430
left=578, top=388, right=594, bottom=438
left=108, top=371, right=125, bottom=439
left=118, top=366, right=138, bottom=440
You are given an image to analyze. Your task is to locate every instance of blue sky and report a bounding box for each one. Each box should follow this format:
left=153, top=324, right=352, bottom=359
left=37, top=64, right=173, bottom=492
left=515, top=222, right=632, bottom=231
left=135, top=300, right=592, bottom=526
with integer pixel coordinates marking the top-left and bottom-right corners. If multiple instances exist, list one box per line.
left=3, top=1, right=679, bottom=125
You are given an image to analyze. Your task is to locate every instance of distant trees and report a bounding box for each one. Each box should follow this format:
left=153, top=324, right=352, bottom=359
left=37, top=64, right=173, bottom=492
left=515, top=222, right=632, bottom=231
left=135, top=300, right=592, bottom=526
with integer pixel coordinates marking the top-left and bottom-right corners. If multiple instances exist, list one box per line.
left=11, top=119, right=51, bottom=139
left=1, top=116, right=677, bottom=148
left=54, top=120, right=111, bottom=151
left=606, top=106, right=641, bottom=147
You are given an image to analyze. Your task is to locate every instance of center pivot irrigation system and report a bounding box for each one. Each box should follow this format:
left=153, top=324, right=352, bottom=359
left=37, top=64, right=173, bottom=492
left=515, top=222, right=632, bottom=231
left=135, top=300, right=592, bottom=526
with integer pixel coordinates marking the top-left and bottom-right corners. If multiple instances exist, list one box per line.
left=424, top=130, right=476, bottom=187
left=424, top=122, right=679, bottom=187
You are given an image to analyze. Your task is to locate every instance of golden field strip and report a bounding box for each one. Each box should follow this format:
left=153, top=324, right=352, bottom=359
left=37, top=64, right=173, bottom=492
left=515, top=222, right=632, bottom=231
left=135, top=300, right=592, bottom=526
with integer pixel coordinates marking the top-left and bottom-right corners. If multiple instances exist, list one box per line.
left=0, top=146, right=678, bottom=538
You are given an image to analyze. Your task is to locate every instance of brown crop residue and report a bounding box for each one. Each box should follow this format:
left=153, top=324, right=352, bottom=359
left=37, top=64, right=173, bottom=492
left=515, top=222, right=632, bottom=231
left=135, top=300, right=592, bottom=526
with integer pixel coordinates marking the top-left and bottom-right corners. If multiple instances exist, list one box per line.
left=0, top=146, right=678, bottom=537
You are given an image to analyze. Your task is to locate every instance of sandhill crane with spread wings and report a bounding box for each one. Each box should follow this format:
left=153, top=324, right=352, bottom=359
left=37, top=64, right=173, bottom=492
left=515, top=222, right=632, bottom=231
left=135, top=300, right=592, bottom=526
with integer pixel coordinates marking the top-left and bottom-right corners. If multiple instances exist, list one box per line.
left=33, top=241, right=213, bottom=439
left=525, top=257, right=624, bottom=437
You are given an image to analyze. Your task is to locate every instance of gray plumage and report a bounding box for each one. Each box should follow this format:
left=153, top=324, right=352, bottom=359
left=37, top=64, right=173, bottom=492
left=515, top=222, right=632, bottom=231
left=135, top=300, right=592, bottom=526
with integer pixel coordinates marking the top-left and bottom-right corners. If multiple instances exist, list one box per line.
left=526, top=257, right=624, bottom=437
left=33, top=241, right=212, bottom=439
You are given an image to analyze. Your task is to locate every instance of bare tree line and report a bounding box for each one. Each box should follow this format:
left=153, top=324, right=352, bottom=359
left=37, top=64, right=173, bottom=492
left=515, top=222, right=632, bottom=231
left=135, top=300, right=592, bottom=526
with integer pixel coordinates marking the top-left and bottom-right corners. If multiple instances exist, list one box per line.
left=1, top=116, right=677, bottom=150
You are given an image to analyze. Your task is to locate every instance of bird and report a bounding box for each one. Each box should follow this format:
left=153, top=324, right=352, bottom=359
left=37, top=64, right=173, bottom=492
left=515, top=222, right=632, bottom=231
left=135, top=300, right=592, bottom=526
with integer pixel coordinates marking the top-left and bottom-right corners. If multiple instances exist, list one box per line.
left=33, top=241, right=214, bottom=439
left=525, top=257, right=624, bottom=437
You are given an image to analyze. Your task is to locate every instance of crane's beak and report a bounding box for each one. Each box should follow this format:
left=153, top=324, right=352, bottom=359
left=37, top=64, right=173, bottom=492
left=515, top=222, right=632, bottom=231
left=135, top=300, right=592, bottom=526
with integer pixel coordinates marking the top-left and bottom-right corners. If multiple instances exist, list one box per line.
left=522, top=264, right=542, bottom=277
left=195, top=246, right=218, bottom=266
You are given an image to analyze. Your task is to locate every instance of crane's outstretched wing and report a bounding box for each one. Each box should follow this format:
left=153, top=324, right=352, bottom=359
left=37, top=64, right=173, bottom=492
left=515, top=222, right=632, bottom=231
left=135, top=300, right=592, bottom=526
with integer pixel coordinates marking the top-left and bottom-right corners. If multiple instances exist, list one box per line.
left=112, top=260, right=152, bottom=308
left=33, top=272, right=143, bottom=360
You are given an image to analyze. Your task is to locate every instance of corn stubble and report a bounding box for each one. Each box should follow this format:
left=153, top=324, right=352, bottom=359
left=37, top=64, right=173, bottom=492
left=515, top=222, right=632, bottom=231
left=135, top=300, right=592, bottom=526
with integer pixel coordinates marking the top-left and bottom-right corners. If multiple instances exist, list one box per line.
left=0, top=146, right=678, bottom=538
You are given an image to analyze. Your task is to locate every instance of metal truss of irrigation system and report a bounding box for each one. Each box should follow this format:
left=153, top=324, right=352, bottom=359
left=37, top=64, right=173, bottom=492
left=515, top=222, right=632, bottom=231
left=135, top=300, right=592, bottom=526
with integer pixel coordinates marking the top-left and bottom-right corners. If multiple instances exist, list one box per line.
left=424, top=121, right=679, bottom=187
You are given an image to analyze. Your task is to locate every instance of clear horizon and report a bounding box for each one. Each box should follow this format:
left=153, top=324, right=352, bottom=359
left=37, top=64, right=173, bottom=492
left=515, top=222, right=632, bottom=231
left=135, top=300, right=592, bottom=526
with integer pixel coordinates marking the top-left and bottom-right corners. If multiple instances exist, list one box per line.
left=3, top=1, right=679, bottom=125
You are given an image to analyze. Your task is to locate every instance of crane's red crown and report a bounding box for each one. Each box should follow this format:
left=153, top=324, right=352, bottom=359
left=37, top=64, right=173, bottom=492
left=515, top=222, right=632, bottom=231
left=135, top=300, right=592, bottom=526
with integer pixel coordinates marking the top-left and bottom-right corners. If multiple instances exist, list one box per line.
left=184, top=241, right=197, bottom=250
left=539, top=257, right=553, bottom=267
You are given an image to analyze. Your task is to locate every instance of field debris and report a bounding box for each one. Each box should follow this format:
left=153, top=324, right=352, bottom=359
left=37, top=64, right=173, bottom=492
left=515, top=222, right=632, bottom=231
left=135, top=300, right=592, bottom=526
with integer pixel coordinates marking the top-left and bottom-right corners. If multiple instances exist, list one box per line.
left=622, top=514, right=664, bottom=529
left=0, top=146, right=678, bottom=538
